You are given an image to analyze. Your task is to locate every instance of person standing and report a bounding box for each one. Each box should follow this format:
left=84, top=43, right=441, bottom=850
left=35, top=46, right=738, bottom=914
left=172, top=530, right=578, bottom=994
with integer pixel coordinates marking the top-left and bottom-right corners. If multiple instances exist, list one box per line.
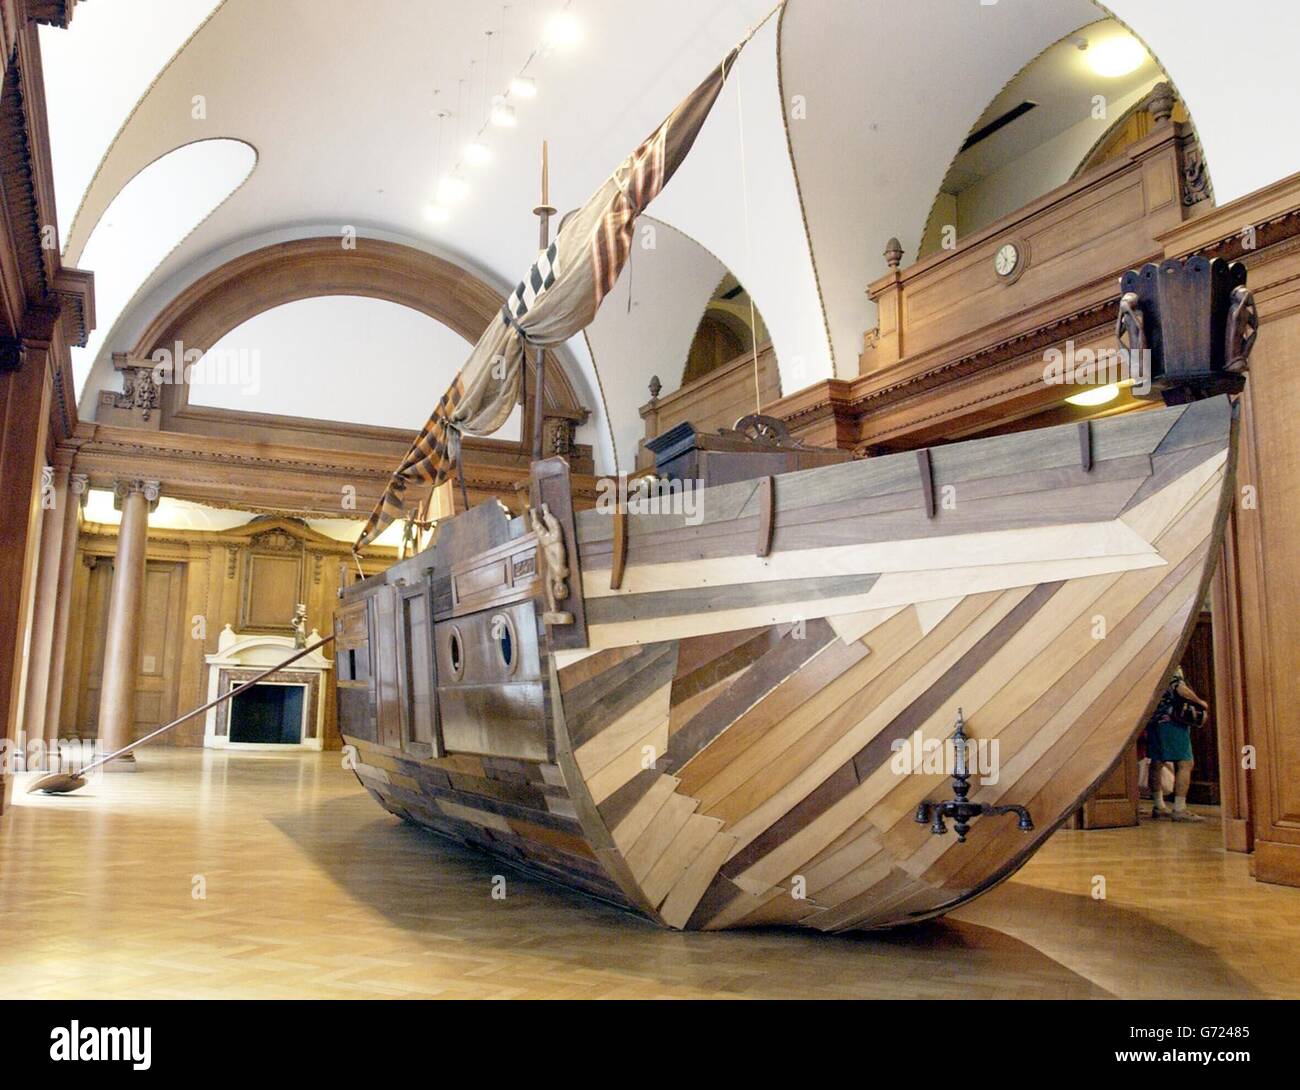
left=1146, top=666, right=1210, bottom=822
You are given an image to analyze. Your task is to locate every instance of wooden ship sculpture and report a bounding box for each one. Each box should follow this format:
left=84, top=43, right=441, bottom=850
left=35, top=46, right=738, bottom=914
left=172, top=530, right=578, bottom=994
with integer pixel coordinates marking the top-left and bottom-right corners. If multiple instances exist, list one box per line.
left=334, top=49, right=1256, bottom=931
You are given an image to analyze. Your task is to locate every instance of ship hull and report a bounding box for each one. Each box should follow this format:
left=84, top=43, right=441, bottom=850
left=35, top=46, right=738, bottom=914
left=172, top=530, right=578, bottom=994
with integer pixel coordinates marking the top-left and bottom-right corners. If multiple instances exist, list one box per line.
left=339, top=396, right=1235, bottom=930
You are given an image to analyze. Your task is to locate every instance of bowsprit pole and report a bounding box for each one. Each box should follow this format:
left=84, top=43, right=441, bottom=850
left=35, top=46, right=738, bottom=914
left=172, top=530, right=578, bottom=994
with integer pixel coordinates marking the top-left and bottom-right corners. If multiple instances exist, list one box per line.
left=27, top=636, right=335, bottom=795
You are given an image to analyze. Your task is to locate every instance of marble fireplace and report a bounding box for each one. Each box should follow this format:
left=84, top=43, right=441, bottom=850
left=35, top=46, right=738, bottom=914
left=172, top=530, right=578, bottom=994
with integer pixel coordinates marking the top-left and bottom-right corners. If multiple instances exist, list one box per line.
left=203, top=625, right=332, bottom=751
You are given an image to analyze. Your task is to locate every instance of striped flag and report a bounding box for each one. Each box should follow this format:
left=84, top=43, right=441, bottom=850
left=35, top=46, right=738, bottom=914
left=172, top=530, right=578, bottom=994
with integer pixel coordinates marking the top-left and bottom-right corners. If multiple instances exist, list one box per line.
left=355, top=45, right=742, bottom=551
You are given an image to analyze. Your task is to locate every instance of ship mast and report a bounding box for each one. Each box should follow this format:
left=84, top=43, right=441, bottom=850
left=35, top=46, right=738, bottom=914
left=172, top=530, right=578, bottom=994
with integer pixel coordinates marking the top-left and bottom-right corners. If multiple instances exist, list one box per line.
left=530, top=140, right=557, bottom=461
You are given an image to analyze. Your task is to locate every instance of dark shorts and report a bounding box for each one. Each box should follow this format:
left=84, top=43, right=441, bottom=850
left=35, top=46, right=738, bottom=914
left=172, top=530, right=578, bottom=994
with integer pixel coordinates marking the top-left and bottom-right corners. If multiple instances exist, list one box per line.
left=1147, top=719, right=1193, bottom=763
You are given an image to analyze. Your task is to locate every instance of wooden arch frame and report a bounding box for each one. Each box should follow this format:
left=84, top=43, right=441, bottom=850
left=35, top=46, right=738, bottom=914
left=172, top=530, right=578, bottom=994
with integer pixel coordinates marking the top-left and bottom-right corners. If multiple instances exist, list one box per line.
left=123, top=235, right=587, bottom=439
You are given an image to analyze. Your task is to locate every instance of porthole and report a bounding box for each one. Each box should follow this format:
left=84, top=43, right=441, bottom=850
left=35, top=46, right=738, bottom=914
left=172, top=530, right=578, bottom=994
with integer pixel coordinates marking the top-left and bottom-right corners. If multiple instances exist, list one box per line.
left=447, top=625, right=465, bottom=680
left=491, top=613, right=518, bottom=676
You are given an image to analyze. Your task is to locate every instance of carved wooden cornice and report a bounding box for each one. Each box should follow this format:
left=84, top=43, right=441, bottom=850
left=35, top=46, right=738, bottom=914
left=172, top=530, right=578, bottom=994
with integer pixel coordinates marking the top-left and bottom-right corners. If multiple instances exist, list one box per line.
left=0, top=32, right=48, bottom=317
left=0, top=7, right=93, bottom=442
left=77, top=514, right=402, bottom=563
left=25, top=1, right=73, bottom=29
left=64, top=417, right=602, bottom=519
left=1159, top=170, right=1300, bottom=263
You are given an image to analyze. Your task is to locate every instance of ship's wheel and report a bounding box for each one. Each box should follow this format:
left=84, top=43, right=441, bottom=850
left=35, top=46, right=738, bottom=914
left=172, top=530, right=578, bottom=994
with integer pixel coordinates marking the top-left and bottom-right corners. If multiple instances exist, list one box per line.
left=731, top=413, right=793, bottom=445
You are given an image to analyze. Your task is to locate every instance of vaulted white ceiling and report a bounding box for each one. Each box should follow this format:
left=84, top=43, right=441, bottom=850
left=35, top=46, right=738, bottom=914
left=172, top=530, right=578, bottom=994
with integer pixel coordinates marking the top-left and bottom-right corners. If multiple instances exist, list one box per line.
left=43, top=0, right=1300, bottom=477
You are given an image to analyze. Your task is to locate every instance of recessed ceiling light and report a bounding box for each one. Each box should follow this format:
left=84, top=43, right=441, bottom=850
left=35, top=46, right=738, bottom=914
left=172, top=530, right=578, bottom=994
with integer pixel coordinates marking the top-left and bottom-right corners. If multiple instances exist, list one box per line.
left=545, top=11, right=581, bottom=48
left=510, top=75, right=537, bottom=99
left=437, top=176, right=468, bottom=203
left=1086, top=35, right=1145, bottom=78
left=424, top=203, right=450, bottom=223
left=490, top=96, right=517, bottom=128
left=1066, top=384, right=1120, bottom=407
left=465, top=141, right=491, bottom=166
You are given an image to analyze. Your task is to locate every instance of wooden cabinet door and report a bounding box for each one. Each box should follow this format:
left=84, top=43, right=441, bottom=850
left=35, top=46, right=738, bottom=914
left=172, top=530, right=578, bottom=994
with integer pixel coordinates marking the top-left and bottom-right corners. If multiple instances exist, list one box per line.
left=368, top=585, right=403, bottom=750
left=396, top=581, right=441, bottom=757
left=333, top=596, right=376, bottom=744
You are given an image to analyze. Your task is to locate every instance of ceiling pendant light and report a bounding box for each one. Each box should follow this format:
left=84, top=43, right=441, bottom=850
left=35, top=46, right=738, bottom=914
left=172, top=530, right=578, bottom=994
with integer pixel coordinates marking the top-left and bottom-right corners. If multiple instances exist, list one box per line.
left=465, top=140, right=491, bottom=166
left=510, top=75, right=537, bottom=99
left=545, top=10, right=581, bottom=48
left=490, top=95, right=517, bottom=128
left=1086, top=34, right=1145, bottom=78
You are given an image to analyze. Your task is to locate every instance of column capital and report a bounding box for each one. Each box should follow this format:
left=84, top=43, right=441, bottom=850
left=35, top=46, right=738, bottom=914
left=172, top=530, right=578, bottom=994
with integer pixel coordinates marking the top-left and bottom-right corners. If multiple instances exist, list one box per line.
left=112, top=478, right=161, bottom=512
left=69, top=472, right=90, bottom=502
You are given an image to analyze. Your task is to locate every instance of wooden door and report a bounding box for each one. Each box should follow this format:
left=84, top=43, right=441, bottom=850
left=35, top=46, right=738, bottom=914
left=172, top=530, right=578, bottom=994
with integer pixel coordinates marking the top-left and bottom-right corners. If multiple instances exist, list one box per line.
left=78, top=560, right=186, bottom=744
left=1078, top=745, right=1139, bottom=829
left=134, top=563, right=185, bottom=742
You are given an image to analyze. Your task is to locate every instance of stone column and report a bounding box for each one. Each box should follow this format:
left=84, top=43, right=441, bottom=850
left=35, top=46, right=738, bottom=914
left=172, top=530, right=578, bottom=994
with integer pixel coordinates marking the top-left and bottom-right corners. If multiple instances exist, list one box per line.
left=41, top=472, right=87, bottom=769
left=95, top=479, right=159, bottom=770
left=20, top=462, right=70, bottom=770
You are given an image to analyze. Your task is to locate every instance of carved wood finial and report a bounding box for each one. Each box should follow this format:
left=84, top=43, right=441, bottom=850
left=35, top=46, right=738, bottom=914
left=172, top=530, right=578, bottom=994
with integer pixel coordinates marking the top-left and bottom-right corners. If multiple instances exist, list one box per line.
left=1148, top=81, right=1175, bottom=125
left=884, top=237, right=904, bottom=270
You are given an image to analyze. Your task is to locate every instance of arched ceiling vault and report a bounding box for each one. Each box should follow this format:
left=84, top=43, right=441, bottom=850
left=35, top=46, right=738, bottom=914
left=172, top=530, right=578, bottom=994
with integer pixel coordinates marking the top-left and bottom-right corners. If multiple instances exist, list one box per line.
left=46, top=0, right=1300, bottom=474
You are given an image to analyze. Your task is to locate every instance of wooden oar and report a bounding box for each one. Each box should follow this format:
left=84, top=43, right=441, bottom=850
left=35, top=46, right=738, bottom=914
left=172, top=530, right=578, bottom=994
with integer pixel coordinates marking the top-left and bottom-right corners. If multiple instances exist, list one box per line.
left=27, top=635, right=335, bottom=795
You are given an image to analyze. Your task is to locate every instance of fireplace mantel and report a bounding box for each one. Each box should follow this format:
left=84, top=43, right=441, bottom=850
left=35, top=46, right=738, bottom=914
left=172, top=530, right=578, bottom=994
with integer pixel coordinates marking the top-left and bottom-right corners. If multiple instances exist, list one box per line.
left=203, top=626, right=332, bottom=751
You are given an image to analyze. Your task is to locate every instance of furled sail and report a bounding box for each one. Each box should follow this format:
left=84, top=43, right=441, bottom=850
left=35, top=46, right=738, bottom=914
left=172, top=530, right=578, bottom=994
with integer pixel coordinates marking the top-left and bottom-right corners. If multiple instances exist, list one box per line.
left=354, top=46, right=743, bottom=551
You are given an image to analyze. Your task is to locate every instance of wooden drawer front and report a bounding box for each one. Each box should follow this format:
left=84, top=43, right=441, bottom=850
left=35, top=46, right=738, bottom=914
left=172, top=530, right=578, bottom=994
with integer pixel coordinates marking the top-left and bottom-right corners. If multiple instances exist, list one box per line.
left=368, top=585, right=403, bottom=750
left=334, top=597, right=370, bottom=648
left=435, top=600, right=547, bottom=761
left=448, top=536, right=539, bottom=617
left=337, top=685, right=376, bottom=744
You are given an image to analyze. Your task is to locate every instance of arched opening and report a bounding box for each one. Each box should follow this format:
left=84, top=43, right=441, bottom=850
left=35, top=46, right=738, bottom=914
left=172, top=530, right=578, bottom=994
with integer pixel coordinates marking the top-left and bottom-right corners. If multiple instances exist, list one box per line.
left=680, top=274, right=770, bottom=387
left=917, top=18, right=1193, bottom=259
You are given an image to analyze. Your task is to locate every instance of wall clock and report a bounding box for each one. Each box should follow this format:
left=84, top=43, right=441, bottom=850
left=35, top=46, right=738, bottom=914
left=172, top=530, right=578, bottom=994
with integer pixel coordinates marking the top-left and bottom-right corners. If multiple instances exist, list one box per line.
left=994, top=241, right=1021, bottom=278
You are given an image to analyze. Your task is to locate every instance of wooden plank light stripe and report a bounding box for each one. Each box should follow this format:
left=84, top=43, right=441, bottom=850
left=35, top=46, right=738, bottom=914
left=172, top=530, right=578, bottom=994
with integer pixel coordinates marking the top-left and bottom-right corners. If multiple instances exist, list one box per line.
left=756, top=475, right=775, bottom=557
left=610, top=507, right=628, bottom=590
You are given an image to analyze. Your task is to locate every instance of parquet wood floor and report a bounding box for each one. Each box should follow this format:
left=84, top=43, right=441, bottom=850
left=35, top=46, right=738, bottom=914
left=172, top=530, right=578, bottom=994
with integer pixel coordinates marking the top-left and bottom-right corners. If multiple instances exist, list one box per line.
left=1, top=750, right=1294, bottom=999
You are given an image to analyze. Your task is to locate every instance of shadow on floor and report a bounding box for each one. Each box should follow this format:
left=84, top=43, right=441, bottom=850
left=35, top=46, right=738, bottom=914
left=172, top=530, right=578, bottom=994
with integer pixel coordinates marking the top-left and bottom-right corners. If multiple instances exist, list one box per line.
left=269, top=792, right=1126, bottom=998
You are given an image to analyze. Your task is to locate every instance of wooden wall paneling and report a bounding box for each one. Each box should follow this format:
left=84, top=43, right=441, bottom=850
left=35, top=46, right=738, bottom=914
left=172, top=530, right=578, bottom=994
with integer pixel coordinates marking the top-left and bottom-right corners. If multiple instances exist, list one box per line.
left=174, top=554, right=210, bottom=747
left=1211, top=517, right=1253, bottom=852
left=1232, top=299, right=1300, bottom=885
left=860, top=122, right=1187, bottom=378
left=59, top=518, right=397, bottom=751
left=639, top=344, right=780, bottom=463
